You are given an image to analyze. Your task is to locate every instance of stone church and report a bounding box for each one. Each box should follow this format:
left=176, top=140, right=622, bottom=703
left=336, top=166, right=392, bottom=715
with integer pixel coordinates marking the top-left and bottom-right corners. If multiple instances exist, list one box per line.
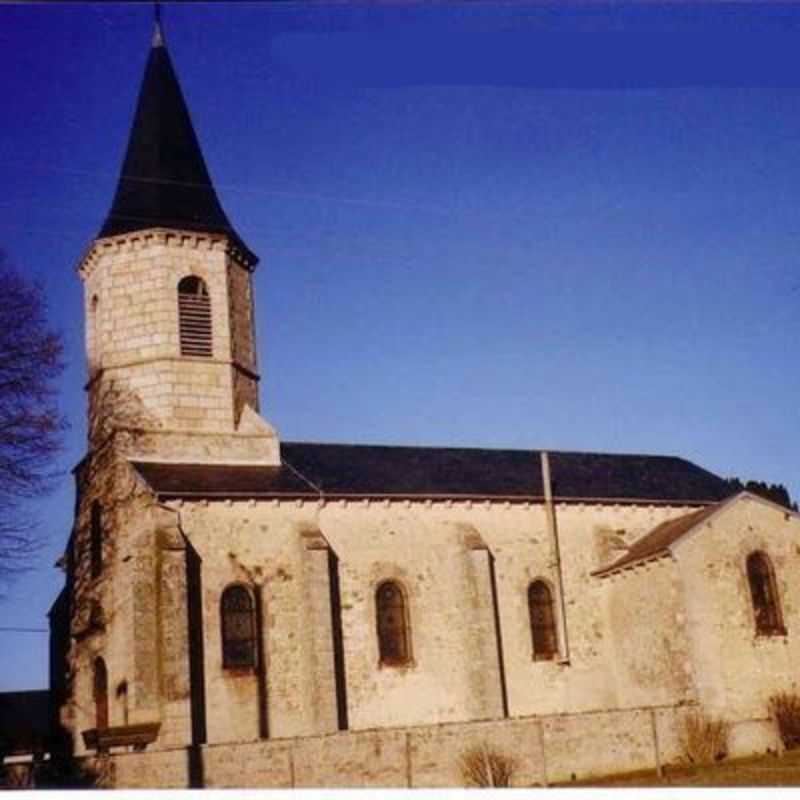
left=48, top=18, right=800, bottom=788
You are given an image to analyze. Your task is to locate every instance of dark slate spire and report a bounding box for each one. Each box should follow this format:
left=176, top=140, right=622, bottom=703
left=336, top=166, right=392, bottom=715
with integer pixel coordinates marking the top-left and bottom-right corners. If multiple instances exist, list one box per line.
left=99, top=16, right=254, bottom=261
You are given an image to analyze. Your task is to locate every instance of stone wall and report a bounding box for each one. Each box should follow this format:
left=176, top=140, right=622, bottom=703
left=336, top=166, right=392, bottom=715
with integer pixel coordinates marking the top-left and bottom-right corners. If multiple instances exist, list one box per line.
left=173, top=497, right=698, bottom=744
left=79, top=229, right=259, bottom=436
left=675, top=495, right=800, bottom=723
left=64, top=484, right=800, bottom=766
left=94, top=703, right=780, bottom=788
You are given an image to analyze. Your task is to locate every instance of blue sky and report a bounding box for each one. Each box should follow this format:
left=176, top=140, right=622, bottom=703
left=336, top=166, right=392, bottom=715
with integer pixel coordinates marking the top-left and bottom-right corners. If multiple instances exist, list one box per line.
left=1, top=2, right=799, bottom=690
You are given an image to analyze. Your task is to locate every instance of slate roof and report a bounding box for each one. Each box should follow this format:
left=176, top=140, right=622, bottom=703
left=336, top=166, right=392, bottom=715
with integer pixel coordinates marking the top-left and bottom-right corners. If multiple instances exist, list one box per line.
left=592, top=503, right=720, bottom=576
left=131, top=441, right=733, bottom=504
left=98, top=22, right=254, bottom=262
left=132, top=461, right=313, bottom=499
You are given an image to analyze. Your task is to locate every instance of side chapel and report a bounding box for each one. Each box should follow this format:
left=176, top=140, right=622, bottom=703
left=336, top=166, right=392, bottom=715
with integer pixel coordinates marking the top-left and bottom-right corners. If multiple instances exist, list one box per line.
left=49, top=16, right=800, bottom=782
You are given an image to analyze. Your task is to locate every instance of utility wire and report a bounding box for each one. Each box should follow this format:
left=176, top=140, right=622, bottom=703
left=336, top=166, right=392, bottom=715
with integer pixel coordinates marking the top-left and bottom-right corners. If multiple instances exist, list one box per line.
left=0, top=626, right=48, bottom=633
left=0, top=161, right=451, bottom=216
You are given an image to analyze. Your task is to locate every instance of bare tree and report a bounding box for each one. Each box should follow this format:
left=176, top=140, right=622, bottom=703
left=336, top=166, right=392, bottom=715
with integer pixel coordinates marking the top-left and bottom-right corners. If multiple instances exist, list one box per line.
left=0, top=251, right=66, bottom=588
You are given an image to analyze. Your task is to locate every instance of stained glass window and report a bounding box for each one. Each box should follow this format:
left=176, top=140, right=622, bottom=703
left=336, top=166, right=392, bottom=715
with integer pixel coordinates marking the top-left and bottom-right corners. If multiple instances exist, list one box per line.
left=221, top=585, right=257, bottom=668
left=376, top=581, right=410, bottom=666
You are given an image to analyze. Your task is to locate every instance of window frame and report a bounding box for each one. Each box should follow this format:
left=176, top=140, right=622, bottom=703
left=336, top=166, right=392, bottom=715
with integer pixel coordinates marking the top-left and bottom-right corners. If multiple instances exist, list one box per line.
left=177, top=275, right=213, bottom=358
left=220, top=583, right=258, bottom=670
left=375, top=579, right=412, bottom=667
left=90, top=501, right=103, bottom=580
left=746, top=550, right=786, bottom=637
left=93, top=656, right=109, bottom=731
left=528, top=578, right=559, bottom=662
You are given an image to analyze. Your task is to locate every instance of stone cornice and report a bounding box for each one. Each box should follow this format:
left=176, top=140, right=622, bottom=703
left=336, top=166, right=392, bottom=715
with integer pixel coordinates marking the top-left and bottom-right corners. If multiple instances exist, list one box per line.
left=78, top=227, right=258, bottom=278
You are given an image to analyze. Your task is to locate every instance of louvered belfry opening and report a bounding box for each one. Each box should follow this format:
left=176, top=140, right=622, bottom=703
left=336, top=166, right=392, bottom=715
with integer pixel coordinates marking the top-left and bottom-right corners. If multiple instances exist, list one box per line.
left=178, top=276, right=212, bottom=357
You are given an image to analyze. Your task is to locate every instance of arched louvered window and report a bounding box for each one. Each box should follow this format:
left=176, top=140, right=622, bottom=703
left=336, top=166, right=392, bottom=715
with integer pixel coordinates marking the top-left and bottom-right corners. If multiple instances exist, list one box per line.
left=90, top=501, right=103, bottom=579
left=529, top=580, right=558, bottom=661
left=376, top=580, right=411, bottom=666
left=221, top=584, right=257, bottom=669
left=94, top=657, right=109, bottom=731
left=178, top=276, right=212, bottom=357
left=747, top=551, right=786, bottom=636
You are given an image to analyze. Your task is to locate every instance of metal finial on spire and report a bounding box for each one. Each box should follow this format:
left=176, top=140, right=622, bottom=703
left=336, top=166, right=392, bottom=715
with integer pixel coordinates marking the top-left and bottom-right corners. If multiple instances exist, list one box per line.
left=152, top=1, right=165, bottom=48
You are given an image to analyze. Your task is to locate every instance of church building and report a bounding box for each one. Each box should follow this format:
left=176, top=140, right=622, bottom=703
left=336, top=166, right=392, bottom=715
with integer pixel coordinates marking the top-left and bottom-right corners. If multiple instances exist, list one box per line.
left=48, top=18, right=800, bottom=788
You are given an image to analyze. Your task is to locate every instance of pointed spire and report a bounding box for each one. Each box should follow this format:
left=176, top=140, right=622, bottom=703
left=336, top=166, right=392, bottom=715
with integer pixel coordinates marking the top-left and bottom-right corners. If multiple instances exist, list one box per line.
left=99, top=17, right=254, bottom=262
left=152, top=2, right=164, bottom=48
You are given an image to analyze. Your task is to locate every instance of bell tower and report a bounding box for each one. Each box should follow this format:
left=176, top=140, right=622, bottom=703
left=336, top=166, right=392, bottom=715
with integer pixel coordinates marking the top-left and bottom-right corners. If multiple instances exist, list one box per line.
left=78, top=17, right=278, bottom=464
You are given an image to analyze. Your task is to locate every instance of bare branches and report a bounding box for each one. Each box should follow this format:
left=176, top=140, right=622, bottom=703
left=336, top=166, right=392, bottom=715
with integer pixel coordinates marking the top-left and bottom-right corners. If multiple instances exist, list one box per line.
left=0, top=250, right=66, bottom=588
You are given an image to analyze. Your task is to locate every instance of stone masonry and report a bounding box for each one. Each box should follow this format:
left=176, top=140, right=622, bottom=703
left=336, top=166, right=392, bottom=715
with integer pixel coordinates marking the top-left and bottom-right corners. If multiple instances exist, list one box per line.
left=48, top=19, right=800, bottom=787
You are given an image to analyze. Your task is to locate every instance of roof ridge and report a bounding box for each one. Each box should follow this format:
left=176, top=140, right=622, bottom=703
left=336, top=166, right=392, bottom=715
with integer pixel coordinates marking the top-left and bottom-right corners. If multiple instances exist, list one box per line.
left=281, top=440, right=697, bottom=460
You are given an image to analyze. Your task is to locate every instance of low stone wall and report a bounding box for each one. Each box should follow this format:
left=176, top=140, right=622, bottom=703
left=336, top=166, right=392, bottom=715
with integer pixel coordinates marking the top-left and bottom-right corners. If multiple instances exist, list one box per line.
left=91, top=703, right=780, bottom=788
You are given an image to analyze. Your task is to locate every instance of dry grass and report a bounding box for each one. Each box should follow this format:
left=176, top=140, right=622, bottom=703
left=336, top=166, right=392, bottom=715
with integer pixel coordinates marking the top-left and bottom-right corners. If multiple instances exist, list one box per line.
left=565, top=748, right=800, bottom=787
left=680, top=711, right=729, bottom=766
left=459, top=742, right=517, bottom=788
left=771, top=692, right=800, bottom=751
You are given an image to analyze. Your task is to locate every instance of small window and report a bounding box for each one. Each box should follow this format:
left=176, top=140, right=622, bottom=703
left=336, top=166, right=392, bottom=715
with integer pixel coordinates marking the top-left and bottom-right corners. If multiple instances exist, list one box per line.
left=529, top=580, right=558, bottom=661
left=89, top=296, right=100, bottom=359
left=90, top=501, right=102, bottom=579
left=178, top=276, right=212, bottom=357
left=94, top=657, right=108, bottom=731
left=117, top=680, right=129, bottom=726
left=376, top=580, right=411, bottom=666
left=221, top=585, right=257, bottom=669
left=747, top=551, right=785, bottom=636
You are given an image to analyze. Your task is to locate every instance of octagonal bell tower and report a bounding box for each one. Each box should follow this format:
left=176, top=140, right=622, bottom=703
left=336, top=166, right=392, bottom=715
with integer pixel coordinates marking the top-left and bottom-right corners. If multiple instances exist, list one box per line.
left=78, top=19, right=278, bottom=464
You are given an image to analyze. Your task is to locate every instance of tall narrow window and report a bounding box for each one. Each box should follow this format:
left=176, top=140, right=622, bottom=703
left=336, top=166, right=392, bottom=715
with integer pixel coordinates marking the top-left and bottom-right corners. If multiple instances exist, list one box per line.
left=747, top=551, right=785, bottom=636
left=178, top=276, right=212, bottom=357
left=529, top=580, right=558, bottom=661
left=116, top=681, right=129, bottom=726
left=90, top=501, right=102, bottom=579
left=221, top=585, right=257, bottom=669
left=376, top=580, right=411, bottom=666
left=94, top=657, right=108, bottom=731
left=89, top=295, right=100, bottom=364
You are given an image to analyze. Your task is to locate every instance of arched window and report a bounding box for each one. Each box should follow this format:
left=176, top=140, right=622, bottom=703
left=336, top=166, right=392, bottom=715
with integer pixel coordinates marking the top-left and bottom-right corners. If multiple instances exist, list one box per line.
left=529, top=580, right=558, bottom=661
left=375, top=580, right=411, bottom=666
left=90, top=501, right=103, bottom=579
left=746, top=551, right=785, bottom=636
left=221, top=585, right=257, bottom=669
left=116, top=681, right=129, bottom=726
left=90, top=294, right=100, bottom=347
left=93, top=657, right=108, bottom=731
left=178, top=276, right=212, bottom=358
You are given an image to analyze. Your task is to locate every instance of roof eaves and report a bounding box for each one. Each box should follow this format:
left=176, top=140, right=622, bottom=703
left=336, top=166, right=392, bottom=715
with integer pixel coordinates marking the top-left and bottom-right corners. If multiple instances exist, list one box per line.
left=592, top=548, right=672, bottom=579
left=150, top=490, right=720, bottom=505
